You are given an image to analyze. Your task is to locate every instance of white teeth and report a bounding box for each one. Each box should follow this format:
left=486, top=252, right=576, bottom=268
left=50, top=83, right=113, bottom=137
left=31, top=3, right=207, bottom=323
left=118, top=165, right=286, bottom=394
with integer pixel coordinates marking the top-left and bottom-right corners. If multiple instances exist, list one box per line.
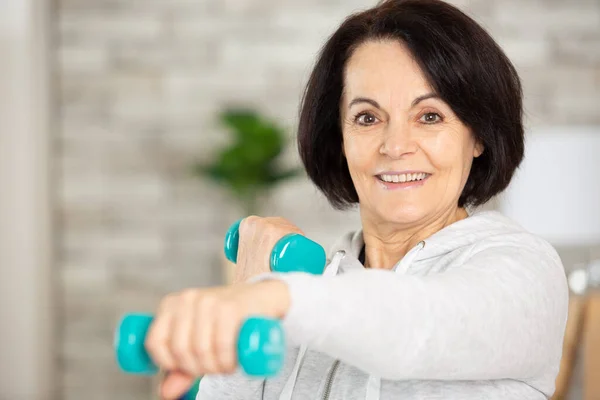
left=379, top=173, right=428, bottom=183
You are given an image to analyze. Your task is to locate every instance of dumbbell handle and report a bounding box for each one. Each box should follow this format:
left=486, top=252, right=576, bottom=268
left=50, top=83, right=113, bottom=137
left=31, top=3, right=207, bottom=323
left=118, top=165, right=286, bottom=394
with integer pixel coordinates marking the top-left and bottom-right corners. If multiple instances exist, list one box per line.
left=115, top=314, right=285, bottom=377
left=224, top=218, right=326, bottom=275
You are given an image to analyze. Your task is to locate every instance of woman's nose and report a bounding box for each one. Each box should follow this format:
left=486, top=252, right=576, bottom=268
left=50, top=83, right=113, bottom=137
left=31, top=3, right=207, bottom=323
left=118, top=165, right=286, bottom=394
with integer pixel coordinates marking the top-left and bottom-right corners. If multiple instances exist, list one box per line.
left=379, top=122, right=418, bottom=159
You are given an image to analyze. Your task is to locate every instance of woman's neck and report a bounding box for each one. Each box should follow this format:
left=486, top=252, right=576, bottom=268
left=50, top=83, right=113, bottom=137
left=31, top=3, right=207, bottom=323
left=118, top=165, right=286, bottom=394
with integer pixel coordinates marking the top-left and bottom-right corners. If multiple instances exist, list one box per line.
left=360, top=207, right=468, bottom=269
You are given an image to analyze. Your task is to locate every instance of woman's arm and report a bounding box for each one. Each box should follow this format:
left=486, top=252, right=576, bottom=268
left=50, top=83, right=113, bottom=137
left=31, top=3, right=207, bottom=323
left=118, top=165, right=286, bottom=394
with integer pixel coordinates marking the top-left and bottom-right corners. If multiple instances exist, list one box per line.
left=196, top=371, right=264, bottom=399
left=266, top=243, right=569, bottom=381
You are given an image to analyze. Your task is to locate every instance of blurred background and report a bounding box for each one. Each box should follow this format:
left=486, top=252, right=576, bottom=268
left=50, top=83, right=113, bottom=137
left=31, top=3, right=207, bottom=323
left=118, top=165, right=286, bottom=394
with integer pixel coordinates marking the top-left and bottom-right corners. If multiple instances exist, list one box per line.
left=0, top=0, right=598, bottom=399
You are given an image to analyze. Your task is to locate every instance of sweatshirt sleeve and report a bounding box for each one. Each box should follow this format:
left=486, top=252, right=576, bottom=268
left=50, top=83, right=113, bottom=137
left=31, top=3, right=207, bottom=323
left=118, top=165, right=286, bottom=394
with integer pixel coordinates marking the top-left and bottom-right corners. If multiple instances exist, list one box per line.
left=261, top=243, right=569, bottom=381
left=196, top=370, right=264, bottom=399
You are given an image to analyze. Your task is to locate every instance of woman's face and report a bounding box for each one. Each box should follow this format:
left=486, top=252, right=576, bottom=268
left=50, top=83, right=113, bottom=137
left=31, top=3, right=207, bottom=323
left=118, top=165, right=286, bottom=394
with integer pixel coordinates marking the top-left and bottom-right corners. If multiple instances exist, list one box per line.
left=340, top=39, right=483, bottom=225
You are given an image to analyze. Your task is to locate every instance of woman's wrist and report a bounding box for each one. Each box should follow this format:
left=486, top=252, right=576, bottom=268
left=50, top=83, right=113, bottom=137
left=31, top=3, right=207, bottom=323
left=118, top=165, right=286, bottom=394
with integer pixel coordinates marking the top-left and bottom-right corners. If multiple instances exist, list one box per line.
left=253, top=279, right=291, bottom=320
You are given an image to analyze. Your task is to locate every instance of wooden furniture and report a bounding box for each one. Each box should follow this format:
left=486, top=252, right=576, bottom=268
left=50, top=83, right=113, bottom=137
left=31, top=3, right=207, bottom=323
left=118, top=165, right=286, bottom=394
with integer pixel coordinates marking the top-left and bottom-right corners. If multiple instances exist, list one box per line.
left=553, top=293, right=600, bottom=400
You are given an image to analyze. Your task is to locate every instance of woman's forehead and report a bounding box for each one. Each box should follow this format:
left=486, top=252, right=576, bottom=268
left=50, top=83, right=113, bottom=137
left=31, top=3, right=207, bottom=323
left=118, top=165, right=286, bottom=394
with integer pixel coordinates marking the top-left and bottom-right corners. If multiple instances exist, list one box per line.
left=342, top=41, right=432, bottom=105
left=341, top=49, right=432, bottom=108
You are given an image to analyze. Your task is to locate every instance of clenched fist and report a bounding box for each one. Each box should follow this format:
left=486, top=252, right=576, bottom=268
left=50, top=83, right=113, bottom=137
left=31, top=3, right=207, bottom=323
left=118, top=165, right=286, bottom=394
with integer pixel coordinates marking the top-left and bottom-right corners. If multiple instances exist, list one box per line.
left=234, top=216, right=304, bottom=283
left=145, top=281, right=290, bottom=399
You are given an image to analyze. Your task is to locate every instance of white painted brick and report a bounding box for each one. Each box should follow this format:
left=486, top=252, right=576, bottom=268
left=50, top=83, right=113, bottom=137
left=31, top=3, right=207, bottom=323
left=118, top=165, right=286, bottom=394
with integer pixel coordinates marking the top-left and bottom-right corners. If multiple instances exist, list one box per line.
left=110, top=72, right=162, bottom=99
left=60, top=173, right=166, bottom=207
left=550, top=93, right=600, bottom=124
left=112, top=256, right=222, bottom=298
left=270, top=8, right=356, bottom=39
left=522, top=97, right=551, bottom=128
left=103, top=228, right=165, bottom=257
left=111, top=42, right=167, bottom=71
left=553, top=34, right=600, bottom=66
left=63, top=225, right=165, bottom=261
left=59, top=173, right=106, bottom=205
left=170, top=15, right=244, bottom=38
left=60, top=100, right=110, bottom=123
left=163, top=0, right=223, bottom=13
left=221, top=0, right=275, bottom=15
left=61, top=335, right=114, bottom=364
left=62, top=264, right=111, bottom=295
left=112, top=39, right=217, bottom=71
left=61, top=301, right=114, bottom=347
left=220, top=39, right=320, bottom=70
left=521, top=66, right=599, bottom=96
left=109, top=96, right=166, bottom=123
left=159, top=200, right=224, bottom=233
left=494, top=35, right=552, bottom=67
left=59, top=11, right=165, bottom=44
left=446, top=0, right=492, bottom=11
left=494, top=0, right=600, bottom=35
left=112, top=261, right=175, bottom=291
left=59, top=140, right=105, bottom=174
left=58, top=0, right=121, bottom=12
left=59, top=45, right=109, bottom=73
left=111, top=286, right=163, bottom=316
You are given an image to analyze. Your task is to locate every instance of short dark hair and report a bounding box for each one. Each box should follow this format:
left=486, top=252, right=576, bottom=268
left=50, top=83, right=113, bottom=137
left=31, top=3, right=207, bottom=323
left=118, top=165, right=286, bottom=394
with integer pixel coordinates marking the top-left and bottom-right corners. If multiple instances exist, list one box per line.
left=297, top=0, right=524, bottom=209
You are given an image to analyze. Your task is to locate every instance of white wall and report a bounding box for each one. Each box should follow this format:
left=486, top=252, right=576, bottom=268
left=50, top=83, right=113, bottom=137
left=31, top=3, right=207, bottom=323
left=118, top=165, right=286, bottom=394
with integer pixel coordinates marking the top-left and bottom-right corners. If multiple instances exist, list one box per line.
left=0, top=0, right=55, bottom=399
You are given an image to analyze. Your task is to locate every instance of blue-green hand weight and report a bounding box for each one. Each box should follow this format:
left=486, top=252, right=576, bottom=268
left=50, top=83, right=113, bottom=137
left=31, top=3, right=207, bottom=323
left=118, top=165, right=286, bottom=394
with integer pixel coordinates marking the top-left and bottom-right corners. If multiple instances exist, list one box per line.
left=114, top=314, right=285, bottom=377
left=115, top=218, right=327, bottom=397
left=224, top=218, right=327, bottom=275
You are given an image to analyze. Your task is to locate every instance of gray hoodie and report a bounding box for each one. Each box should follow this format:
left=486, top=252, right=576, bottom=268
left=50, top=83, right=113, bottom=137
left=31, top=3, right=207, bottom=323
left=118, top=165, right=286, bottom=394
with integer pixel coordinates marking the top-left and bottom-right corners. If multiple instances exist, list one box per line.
left=197, top=210, right=569, bottom=399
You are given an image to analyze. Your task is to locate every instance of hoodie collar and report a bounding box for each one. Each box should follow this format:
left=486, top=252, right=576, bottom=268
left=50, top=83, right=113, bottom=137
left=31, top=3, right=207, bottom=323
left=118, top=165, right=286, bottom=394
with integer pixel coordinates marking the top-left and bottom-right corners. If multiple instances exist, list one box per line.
left=329, top=210, right=521, bottom=266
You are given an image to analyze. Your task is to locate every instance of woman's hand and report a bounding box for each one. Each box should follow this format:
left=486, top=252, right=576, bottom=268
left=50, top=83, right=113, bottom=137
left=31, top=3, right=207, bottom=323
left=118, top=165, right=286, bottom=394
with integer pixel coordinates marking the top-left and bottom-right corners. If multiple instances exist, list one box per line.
left=234, top=216, right=304, bottom=284
left=145, top=281, right=291, bottom=400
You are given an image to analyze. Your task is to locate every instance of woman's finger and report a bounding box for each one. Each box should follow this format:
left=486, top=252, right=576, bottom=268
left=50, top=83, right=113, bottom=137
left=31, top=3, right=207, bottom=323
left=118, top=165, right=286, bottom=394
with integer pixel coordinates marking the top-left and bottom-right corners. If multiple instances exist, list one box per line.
left=192, top=294, right=219, bottom=374
left=235, top=217, right=263, bottom=283
left=160, top=370, right=195, bottom=400
left=145, top=294, right=178, bottom=371
left=213, top=300, right=240, bottom=374
left=170, top=290, right=200, bottom=375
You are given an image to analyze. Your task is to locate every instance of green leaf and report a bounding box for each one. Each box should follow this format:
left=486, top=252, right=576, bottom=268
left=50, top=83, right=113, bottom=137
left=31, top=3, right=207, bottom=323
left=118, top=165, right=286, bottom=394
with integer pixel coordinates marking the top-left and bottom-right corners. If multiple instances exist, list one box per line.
left=219, top=109, right=284, bottom=159
left=192, top=107, right=301, bottom=212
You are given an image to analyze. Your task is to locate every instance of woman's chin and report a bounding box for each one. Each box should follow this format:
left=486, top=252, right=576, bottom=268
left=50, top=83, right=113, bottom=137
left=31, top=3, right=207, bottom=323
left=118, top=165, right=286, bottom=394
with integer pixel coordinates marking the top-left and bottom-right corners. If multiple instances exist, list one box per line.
left=373, top=204, right=429, bottom=226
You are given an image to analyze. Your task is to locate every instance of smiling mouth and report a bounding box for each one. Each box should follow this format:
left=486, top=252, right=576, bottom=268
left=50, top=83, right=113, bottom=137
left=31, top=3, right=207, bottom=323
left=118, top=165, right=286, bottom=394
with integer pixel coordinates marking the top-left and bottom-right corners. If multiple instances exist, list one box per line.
left=376, top=172, right=431, bottom=183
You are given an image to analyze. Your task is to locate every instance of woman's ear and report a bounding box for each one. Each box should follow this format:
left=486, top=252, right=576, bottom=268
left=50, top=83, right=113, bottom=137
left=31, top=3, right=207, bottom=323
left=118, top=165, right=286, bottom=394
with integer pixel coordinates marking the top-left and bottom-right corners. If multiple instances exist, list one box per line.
left=473, top=141, right=484, bottom=158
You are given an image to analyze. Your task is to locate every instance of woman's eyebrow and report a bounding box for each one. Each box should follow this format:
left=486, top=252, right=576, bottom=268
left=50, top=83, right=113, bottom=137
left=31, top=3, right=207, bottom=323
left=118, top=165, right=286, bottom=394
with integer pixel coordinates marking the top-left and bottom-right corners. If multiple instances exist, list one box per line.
left=347, top=93, right=440, bottom=110
left=348, top=97, right=381, bottom=110
left=412, top=92, right=439, bottom=106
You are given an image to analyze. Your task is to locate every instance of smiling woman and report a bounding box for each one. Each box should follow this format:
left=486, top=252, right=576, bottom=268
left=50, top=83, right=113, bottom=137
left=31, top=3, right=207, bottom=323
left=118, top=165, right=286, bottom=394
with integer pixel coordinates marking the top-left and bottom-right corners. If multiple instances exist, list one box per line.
left=338, top=40, right=484, bottom=232
left=147, top=1, right=568, bottom=399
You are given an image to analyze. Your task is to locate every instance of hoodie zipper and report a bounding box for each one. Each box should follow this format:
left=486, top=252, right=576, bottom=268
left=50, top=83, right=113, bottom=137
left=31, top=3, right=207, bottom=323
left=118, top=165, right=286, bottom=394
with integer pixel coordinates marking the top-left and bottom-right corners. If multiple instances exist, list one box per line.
left=320, top=243, right=424, bottom=400
left=322, top=360, right=340, bottom=400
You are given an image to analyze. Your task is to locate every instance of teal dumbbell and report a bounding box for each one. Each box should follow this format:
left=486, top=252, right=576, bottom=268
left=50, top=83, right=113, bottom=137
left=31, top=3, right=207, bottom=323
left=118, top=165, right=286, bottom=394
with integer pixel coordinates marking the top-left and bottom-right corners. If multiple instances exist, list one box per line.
left=224, top=218, right=326, bottom=275
left=114, top=313, right=285, bottom=377
left=115, top=219, right=326, bottom=395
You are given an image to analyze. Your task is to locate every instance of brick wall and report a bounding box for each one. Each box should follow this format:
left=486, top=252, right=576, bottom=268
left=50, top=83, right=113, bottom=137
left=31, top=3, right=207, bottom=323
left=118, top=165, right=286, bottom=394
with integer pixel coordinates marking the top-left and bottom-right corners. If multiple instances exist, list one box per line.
left=54, top=0, right=600, bottom=398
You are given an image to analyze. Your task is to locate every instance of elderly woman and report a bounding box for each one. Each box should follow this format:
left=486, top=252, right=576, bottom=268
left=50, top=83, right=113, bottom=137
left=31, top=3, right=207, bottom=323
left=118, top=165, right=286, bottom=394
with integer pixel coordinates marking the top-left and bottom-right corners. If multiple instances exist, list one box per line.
left=146, top=0, right=569, bottom=399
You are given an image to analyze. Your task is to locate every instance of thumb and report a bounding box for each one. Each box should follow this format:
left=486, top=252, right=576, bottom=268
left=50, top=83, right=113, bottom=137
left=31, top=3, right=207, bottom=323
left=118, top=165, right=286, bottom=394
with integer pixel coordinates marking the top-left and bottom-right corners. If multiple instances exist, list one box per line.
left=160, top=370, right=195, bottom=400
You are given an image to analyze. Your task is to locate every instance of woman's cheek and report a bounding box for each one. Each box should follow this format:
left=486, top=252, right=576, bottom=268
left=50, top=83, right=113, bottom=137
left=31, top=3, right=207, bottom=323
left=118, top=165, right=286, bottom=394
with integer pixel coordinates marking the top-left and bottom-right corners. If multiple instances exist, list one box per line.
left=346, top=134, right=380, bottom=166
left=421, top=131, right=462, bottom=169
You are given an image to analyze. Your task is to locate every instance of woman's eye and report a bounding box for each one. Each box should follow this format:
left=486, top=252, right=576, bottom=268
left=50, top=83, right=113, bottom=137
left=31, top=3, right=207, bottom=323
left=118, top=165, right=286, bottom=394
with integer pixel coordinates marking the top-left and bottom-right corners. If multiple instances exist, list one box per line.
left=355, top=112, right=378, bottom=126
left=420, top=112, right=442, bottom=124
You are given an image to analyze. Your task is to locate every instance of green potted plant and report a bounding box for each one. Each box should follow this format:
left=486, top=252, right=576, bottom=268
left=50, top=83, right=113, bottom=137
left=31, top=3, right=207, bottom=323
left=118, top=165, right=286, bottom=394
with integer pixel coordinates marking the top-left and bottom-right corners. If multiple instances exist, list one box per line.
left=193, top=108, right=302, bottom=283
left=193, top=108, right=302, bottom=216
